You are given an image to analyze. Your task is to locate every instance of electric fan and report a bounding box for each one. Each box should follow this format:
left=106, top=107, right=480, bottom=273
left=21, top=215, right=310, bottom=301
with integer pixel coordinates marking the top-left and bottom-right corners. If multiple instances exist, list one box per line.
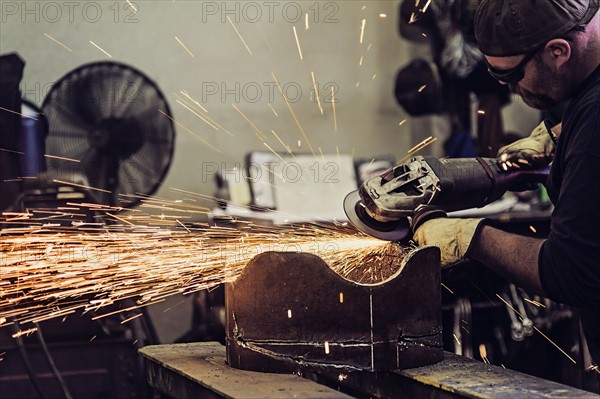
left=42, top=61, right=175, bottom=207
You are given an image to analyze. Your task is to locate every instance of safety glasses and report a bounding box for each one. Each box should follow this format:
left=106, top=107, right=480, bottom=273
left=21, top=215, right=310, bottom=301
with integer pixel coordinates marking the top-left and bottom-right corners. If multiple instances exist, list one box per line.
left=485, top=49, right=540, bottom=84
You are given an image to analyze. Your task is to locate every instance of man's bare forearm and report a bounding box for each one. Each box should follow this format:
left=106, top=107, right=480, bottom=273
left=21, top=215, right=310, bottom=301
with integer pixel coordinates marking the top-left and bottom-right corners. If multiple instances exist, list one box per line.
left=470, top=225, right=547, bottom=295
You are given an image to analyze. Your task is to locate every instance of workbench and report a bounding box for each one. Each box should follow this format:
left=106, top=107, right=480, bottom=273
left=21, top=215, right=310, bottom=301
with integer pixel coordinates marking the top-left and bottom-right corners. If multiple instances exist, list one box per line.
left=140, top=343, right=600, bottom=399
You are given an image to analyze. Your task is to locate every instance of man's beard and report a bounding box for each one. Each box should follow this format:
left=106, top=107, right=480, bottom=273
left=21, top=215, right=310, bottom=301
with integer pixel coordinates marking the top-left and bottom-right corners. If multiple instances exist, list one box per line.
left=508, top=58, right=562, bottom=110
left=509, top=83, right=559, bottom=110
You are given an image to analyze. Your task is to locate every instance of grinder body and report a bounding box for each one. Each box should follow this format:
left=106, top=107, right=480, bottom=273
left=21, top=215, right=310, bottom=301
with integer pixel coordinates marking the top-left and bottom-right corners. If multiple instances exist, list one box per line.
left=345, top=156, right=549, bottom=240
left=362, top=156, right=549, bottom=222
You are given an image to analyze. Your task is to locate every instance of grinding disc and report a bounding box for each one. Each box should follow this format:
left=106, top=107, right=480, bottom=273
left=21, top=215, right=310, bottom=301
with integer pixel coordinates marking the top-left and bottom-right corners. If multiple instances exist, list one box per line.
left=343, top=191, right=410, bottom=241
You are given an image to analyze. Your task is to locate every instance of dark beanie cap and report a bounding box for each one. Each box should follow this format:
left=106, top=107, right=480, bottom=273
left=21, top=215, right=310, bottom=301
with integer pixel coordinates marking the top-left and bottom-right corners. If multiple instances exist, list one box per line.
left=475, top=0, right=600, bottom=56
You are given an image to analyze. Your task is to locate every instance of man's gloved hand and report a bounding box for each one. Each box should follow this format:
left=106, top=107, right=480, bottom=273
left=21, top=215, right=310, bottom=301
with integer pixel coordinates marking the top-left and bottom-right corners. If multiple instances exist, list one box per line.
left=497, top=121, right=556, bottom=170
left=412, top=205, right=486, bottom=268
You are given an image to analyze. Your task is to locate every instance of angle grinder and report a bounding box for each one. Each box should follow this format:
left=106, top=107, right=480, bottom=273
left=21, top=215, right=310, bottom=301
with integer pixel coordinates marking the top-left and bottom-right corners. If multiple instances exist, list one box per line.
left=344, top=156, right=549, bottom=241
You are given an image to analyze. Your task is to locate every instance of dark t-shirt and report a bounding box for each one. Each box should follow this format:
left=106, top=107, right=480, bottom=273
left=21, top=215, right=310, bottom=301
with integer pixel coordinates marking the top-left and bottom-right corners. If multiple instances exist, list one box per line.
left=539, top=64, right=600, bottom=363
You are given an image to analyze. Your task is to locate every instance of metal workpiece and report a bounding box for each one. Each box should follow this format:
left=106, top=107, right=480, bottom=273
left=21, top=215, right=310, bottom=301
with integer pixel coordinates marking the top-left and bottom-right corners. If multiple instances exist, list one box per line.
left=225, top=246, right=443, bottom=374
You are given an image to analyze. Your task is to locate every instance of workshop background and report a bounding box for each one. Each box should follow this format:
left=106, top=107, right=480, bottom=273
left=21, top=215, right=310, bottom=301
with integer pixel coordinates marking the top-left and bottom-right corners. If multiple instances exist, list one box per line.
left=1, top=0, right=540, bottom=205
left=2, top=0, right=468, bottom=343
left=3, top=1, right=583, bottom=398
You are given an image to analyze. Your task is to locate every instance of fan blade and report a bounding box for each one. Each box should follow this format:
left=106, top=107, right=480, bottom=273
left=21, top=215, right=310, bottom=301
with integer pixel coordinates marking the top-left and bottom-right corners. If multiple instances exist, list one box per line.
left=43, top=62, right=176, bottom=208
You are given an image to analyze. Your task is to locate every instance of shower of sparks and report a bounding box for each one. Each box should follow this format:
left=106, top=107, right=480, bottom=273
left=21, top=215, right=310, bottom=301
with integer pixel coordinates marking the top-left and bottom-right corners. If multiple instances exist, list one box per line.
left=175, top=36, right=195, bottom=58
left=529, top=225, right=537, bottom=234
left=0, top=107, right=37, bottom=120
left=263, top=142, right=291, bottom=167
left=533, top=325, right=576, bottom=364
left=355, top=82, right=360, bottom=87
left=178, top=91, right=208, bottom=113
left=0, top=199, right=408, bottom=330
left=268, top=104, right=279, bottom=117
left=331, top=86, right=338, bottom=132
left=0, top=148, right=24, bottom=155
left=256, top=24, right=273, bottom=50
left=441, top=282, right=454, bottom=294
left=399, top=119, right=407, bottom=126
left=318, top=147, right=325, bottom=162
left=379, top=14, right=387, bottom=18
left=422, top=0, right=433, bottom=13
left=227, top=16, right=253, bottom=56
left=174, top=94, right=234, bottom=137
left=53, top=179, right=111, bottom=193
left=120, top=313, right=143, bottom=325
left=311, top=71, right=324, bottom=115
left=126, top=0, right=138, bottom=12
left=12, top=328, right=38, bottom=338
left=496, top=294, right=576, bottom=364
left=398, top=136, right=437, bottom=164
left=418, top=85, right=427, bottom=93
left=359, top=19, right=366, bottom=44
left=43, top=33, right=72, bottom=52
left=367, top=43, right=372, bottom=51
left=176, top=99, right=218, bottom=130
left=271, top=130, right=294, bottom=158
left=452, top=333, right=461, bottom=346
left=305, top=13, right=309, bottom=30
left=272, top=72, right=315, bottom=155
left=407, top=136, right=436, bottom=155
left=44, top=154, right=80, bottom=163
left=293, top=26, right=304, bottom=60
left=232, top=104, right=266, bottom=141
left=523, top=297, right=546, bottom=308
left=479, top=344, right=490, bottom=364
left=158, top=109, right=223, bottom=153
left=89, top=41, right=112, bottom=58
left=359, top=56, right=364, bottom=66
left=372, top=74, right=377, bottom=80
left=163, top=299, right=187, bottom=313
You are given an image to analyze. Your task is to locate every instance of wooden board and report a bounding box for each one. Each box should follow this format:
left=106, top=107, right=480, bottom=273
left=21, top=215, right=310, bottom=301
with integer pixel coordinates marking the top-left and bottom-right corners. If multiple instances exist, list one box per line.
left=139, top=343, right=353, bottom=399
left=140, top=343, right=600, bottom=399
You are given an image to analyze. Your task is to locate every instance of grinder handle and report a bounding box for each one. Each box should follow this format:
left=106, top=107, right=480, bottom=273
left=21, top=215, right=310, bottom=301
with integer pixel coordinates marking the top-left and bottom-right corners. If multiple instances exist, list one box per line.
left=426, top=157, right=550, bottom=212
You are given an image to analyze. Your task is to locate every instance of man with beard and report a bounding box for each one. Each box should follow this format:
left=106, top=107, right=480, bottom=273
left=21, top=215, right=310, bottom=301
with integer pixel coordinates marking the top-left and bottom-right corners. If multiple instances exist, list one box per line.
left=411, top=0, right=600, bottom=370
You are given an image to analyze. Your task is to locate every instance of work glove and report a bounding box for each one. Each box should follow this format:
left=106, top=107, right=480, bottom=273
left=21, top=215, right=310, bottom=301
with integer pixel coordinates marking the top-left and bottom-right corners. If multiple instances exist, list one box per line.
left=497, top=121, right=556, bottom=171
left=412, top=205, right=486, bottom=268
